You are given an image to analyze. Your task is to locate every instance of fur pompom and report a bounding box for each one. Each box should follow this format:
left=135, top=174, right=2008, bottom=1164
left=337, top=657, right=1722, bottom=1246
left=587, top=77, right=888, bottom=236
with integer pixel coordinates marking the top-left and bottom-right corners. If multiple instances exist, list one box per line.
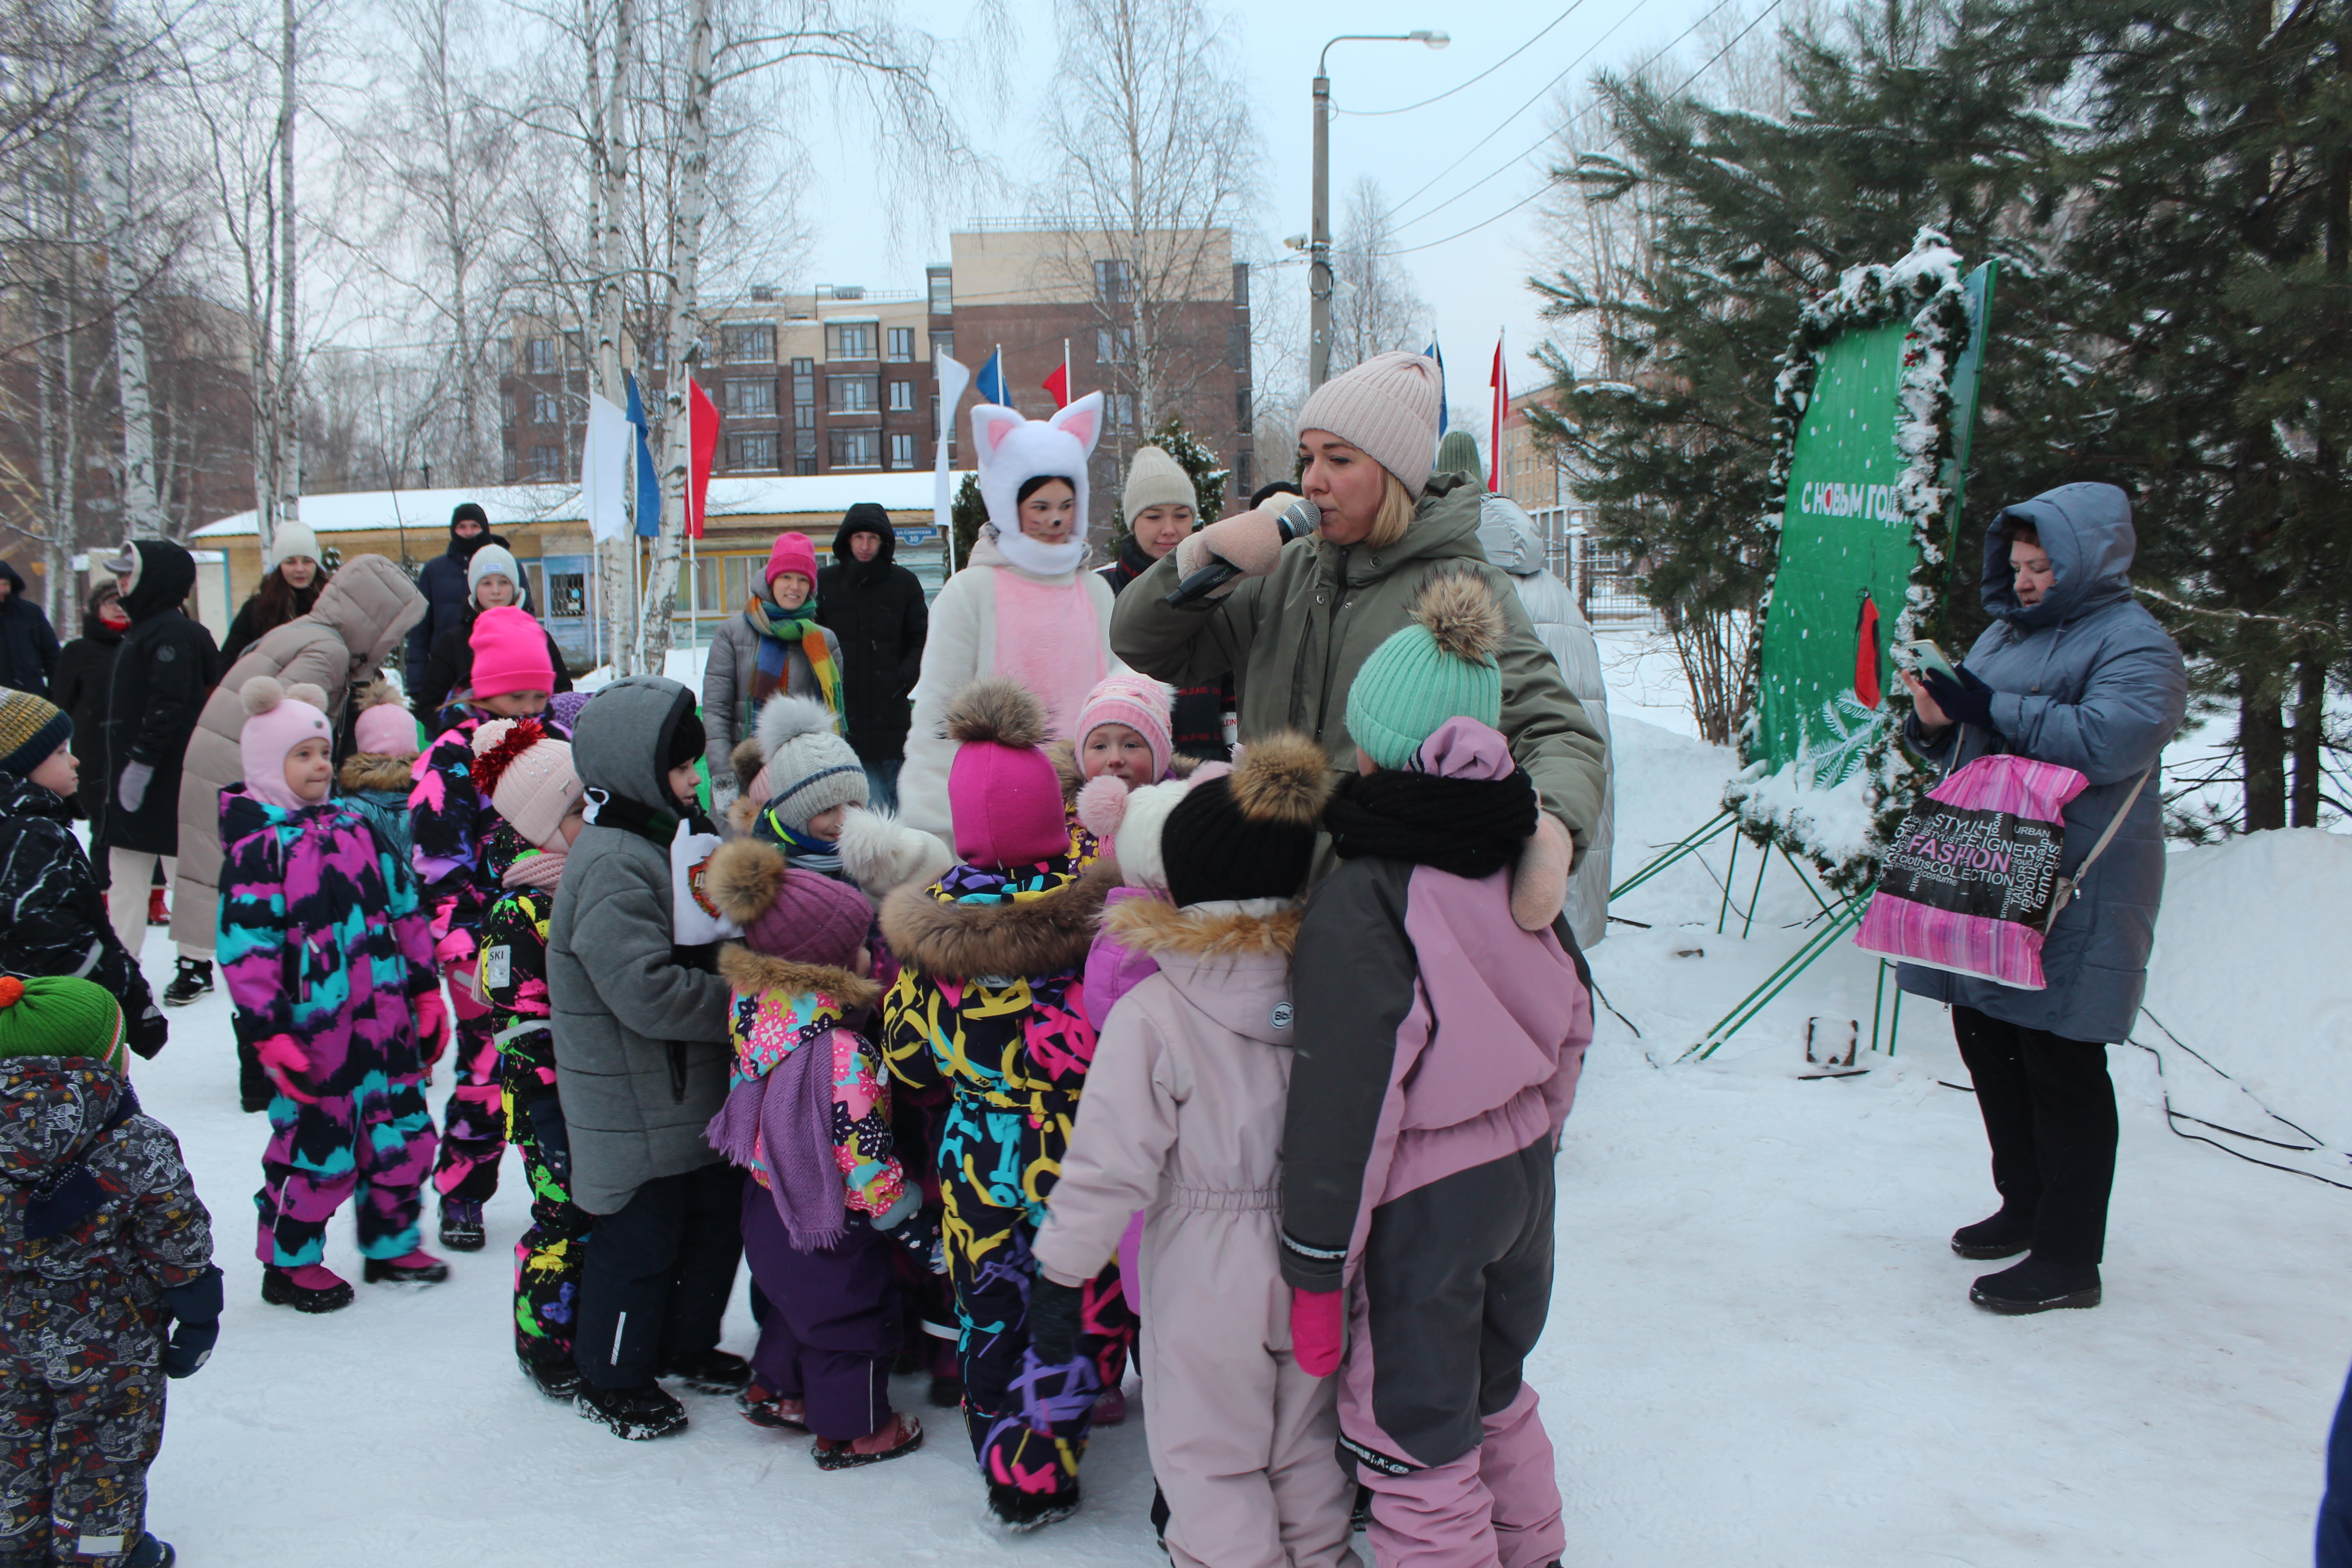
left=754, top=692, right=837, bottom=760
left=1076, top=774, right=1131, bottom=840
left=286, top=681, right=328, bottom=710
left=1227, top=730, right=1332, bottom=826
left=837, top=805, right=953, bottom=899
left=705, top=836, right=788, bottom=924
left=240, top=676, right=286, bottom=716
left=730, top=736, right=767, bottom=794
left=1411, top=571, right=1506, bottom=664
left=944, top=677, right=1050, bottom=751
left=356, top=678, right=408, bottom=714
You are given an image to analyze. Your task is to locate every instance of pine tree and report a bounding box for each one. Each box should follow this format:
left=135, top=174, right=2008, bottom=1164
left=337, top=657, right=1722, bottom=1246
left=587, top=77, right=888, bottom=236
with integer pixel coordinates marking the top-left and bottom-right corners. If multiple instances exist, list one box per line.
left=1122, top=413, right=1227, bottom=546
left=949, top=472, right=985, bottom=577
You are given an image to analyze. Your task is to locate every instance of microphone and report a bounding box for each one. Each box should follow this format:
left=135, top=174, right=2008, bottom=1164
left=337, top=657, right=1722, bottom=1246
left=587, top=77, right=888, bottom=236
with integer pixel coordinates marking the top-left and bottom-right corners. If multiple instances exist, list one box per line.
left=1164, top=496, right=1322, bottom=608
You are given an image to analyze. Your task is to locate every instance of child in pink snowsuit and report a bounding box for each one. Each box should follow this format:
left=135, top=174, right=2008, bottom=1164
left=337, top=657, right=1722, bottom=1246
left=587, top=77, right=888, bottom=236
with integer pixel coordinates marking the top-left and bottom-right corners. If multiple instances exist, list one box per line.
left=1032, top=734, right=1357, bottom=1568
left=1280, top=575, right=1591, bottom=1568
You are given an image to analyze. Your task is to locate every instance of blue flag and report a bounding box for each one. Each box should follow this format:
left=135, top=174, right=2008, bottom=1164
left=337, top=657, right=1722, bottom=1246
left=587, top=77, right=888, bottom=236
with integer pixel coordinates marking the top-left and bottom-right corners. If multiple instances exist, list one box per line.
left=1426, top=339, right=1447, bottom=435
left=975, top=348, right=1007, bottom=407
left=624, top=372, right=661, bottom=539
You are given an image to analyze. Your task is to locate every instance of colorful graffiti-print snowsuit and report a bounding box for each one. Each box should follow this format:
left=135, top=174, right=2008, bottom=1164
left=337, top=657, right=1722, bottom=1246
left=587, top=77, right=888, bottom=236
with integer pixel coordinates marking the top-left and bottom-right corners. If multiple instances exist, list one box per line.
left=2, top=1061, right=214, bottom=1565
left=412, top=710, right=563, bottom=1204
left=879, top=859, right=1130, bottom=1505
left=220, top=784, right=441, bottom=1267
left=476, top=859, right=589, bottom=1367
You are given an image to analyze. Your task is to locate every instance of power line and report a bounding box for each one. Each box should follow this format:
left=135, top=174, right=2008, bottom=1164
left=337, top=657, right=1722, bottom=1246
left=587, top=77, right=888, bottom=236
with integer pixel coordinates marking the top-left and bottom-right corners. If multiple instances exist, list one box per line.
left=1387, top=0, right=1789, bottom=257
left=1333, top=0, right=1595, bottom=118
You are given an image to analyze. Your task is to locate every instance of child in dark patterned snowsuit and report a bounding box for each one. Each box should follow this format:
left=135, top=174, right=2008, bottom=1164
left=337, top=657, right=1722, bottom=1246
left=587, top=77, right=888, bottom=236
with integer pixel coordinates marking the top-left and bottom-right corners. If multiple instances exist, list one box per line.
left=222, top=678, right=450, bottom=1313
left=464, top=717, right=590, bottom=1397
left=0, top=974, right=218, bottom=1568
left=879, top=678, right=1129, bottom=1531
left=409, top=607, right=563, bottom=1249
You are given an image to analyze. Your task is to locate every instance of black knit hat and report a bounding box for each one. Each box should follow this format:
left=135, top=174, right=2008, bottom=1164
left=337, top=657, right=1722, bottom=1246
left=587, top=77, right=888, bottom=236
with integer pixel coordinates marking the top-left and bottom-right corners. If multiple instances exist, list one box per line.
left=666, top=709, right=708, bottom=770
left=1161, top=732, right=1333, bottom=909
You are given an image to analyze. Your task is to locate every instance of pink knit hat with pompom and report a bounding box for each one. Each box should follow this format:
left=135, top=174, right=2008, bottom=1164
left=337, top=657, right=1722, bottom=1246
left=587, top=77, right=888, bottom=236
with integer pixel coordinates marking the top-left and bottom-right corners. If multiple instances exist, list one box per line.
left=1074, top=674, right=1175, bottom=784
left=943, top=678, right=1067, bottom=870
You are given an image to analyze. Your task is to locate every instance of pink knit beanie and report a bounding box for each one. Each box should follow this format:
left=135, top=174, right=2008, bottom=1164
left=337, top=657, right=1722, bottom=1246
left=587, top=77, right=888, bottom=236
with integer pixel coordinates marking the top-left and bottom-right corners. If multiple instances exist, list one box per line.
left=1296, top=350, right=1444, bottom=497
left=352, top=682, right=420, bottom=759
left=469, top=605, right=555, bottom=698
left=764, top=532, right=820, bottom=596
left=470, top=718, right=583, bottom=849
left=943, top=678, right=1068, bottom=870
left=745, top=863, right=871, bottom=970
left=238, top=676, right=333, bottom=809
left=1075, top=674, right=1175, bottom=783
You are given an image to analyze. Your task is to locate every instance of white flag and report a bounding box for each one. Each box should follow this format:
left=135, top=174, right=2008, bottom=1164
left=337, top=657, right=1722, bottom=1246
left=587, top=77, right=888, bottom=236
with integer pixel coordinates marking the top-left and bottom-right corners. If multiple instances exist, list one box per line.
left=933, top=349, right=970, bottom=571
left=583, top=392, right=631, bottom=542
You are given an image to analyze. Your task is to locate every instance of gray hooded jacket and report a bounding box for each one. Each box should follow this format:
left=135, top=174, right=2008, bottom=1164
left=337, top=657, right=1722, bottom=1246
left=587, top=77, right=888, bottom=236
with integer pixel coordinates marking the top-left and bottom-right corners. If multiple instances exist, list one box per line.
left=1896, top=484, right=2186, bottom=1044
left=548, top=676, right=735, bottom=1214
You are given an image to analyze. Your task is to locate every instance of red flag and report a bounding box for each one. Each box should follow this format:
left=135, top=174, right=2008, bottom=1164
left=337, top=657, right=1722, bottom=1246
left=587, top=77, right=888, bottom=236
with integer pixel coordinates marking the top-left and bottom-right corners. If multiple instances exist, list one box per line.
left=687, top=378, right=720, bottom=539
left=1042, top=363, right=1069, bottom=410
left=1488, top=338, right=1508, bottom=493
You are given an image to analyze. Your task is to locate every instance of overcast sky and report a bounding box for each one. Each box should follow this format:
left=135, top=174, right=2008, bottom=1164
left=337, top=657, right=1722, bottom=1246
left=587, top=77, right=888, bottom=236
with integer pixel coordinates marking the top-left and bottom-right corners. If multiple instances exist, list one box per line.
left=790, top=0, right=1740, bottom=417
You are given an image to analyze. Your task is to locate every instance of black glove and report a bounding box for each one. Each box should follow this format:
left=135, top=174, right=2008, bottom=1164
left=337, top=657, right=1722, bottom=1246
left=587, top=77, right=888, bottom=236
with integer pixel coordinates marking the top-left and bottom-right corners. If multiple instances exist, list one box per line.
left=127, top=1005, right=168, bottom=1061
left=1027, top=1275, right=1085, bottom=1366
left=1921, top=666, right=1996, bottom=733
left=160, top=1265, right=224, bottom=1379
left=876, top=1200, right=943, bottom=1273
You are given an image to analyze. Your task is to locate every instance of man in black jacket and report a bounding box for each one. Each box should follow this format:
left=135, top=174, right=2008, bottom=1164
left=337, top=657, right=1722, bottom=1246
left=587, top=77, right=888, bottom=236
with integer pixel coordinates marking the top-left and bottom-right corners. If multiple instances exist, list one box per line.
left=813, top=503, right=927, bottom=810
left=405, top=503, right=495, bottom=678
left=0, top=560, right=62, bottom=698
left=93, top=540, right=219, bottom=1004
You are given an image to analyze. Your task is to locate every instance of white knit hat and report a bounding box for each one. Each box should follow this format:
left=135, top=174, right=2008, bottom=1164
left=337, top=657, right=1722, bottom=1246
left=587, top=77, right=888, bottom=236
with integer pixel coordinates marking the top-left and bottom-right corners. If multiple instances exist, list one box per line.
left=1296, top=351, right=1444, bottom=498
left=752, top=693, right=867, bottom=834
left=470, top=718, right=582, bottom=849
left=1122, top=446, right=1197, bottom=528
left=468, top=544, right=522, bottom=606
left=269, top=520, right=321, bottom=568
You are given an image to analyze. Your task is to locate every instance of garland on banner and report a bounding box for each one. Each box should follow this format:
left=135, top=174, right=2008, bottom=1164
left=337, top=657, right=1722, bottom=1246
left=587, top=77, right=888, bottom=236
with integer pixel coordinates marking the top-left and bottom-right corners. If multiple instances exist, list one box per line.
left=1725, top=227, right=1977, bottom=893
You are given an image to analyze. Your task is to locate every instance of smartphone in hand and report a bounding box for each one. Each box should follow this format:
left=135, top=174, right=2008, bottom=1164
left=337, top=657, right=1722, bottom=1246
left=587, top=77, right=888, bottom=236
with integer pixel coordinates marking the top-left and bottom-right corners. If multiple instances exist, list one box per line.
left=1892, top=639, right=1957, bottom=683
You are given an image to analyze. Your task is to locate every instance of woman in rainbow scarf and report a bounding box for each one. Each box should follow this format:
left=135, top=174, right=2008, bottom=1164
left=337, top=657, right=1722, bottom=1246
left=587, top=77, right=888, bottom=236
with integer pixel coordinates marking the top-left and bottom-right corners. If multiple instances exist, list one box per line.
left=704, top=532, right=844, bottom=806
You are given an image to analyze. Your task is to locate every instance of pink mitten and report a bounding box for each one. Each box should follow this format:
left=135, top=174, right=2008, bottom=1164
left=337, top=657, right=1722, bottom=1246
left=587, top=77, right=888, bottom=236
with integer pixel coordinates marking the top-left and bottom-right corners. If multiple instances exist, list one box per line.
left=1510, top=812, right=1573, bottom=932
left=1290, top=1288, right=1344, bottom=1377
left=433, top=927, right=474, bottom=966
left=414, top=989, right=450, bottom=1066
left=255, top=1035, right=317, bottom=1104
left=1174, top=506, right=1293, bottom=589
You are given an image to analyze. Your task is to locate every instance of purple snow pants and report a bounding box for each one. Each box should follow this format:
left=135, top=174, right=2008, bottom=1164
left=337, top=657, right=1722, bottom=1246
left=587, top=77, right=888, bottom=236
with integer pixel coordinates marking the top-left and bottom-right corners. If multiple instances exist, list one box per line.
left=739, top=1180, right=902, bottom=1441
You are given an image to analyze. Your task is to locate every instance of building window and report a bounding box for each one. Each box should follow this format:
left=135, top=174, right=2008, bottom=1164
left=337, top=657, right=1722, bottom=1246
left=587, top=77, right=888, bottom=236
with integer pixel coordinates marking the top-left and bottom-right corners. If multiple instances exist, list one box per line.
left=889, top=431, right=916, bottom=466
left=930, top=330, right=953, bottom=364
left=1096, top=327, right=1132, bottom=365
left=1236, top=450, right=1254, bottom=497
left=886, top=327, right=915, bottom=362
left=793, top=404, right=814, bottom=429
left=721, top=324, right=775, bottom=364
left=531, top=390, right=558, bottom=424
left=1236, top=385, right=1251, bottom=432
left=547, top=572, right=587, bottom=617
left=828, top=375, right=878, bottom=413
left=527, top=445, right=561, bottom=479
left=526, top=337, right=557, bottom=374
left=1112, top=393, right=1135, bottom=431
left=829, top=428, right=880, bottom=469
left=927, top=269, right=953, bottom=314
left=724, top=378, right=776, bottom=417
left=887, top=380, right=915, bottom=412
left=1094, top=258, right=1131, bottom=304
left=826, top=322, right=876, bottom=360
left=795, top=430, right=818, bottom=475
left=728, top=431, right=779, bottom=470
left=750, top=283, right=777, bottom=303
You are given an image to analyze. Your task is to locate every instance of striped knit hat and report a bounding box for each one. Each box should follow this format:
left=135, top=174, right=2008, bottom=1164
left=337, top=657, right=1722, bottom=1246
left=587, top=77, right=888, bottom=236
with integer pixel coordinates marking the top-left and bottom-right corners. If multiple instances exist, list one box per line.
left=0, top=690, right=70, bottom=778
left=0, top=975, right=127, bottom=1073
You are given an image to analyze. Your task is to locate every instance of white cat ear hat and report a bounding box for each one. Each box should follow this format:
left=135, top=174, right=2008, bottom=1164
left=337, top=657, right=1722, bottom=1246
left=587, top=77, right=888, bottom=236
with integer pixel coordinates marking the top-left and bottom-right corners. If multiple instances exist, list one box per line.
left=970, top=394, right=1105, bottom=576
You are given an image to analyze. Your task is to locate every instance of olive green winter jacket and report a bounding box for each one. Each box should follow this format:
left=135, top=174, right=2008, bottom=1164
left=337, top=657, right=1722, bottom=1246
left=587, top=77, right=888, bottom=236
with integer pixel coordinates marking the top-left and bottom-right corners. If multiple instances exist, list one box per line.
left=1109, top=473, right=1609, bottom=864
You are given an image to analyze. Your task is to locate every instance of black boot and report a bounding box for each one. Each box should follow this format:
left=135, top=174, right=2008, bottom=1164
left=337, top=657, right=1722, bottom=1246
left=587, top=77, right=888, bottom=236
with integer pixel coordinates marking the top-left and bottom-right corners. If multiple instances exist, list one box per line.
left=1150, top=1483, right=1171, bottom=1553
left=162, top=958, right=212, bottom=1007
left=519, top=1355, right=583, bottom=1400
left=1970, top=1256, right=2101, bottom=1314
left=363, top=1254, right=451, bottom=1285
left=988, top=1480, right=1078, bottom=1532
left=260, top=1266, right=354, bottom=1313
left=439, top=1200, right=486, bottom=1252
left=657, top=1348, right=751, bottom=1394
left=125, top=1534, right=176, bottom=1568
left=1951, top=1208, right=2035, bottom=1260
left=577, top=1381, right=688, bottom=1440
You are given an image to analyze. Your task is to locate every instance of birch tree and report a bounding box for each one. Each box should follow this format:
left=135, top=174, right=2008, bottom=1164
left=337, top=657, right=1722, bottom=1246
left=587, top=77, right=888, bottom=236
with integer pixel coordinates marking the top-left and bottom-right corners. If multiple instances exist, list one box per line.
left=1328, top=176, right=1428, bottom=374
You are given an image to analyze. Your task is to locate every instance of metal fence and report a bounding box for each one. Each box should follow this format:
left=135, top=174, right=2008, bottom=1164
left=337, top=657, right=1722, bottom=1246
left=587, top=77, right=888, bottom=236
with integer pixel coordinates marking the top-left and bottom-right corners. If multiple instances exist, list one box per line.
left=1526, top=505, right=1655, bottom=625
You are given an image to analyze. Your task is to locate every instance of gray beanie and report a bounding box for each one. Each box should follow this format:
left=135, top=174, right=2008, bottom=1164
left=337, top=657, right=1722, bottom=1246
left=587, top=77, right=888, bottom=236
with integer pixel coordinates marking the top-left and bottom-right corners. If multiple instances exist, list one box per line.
left=1296, top=351, right=1443, bottom=497
left=752, top=694, right=867, bottom=835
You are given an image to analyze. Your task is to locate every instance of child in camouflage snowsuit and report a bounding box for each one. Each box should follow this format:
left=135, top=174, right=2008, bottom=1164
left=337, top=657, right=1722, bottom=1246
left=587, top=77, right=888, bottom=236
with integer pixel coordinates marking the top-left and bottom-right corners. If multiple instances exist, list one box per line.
left=408, top=607, right=563, bottom=1248
left=223, top=678, right=450, bottom=1313
left=0, top=974, right=218, bottom=1568
left=463, top=717, right=591, bottom=1397
left=878, top=678, right=1129, bottom=1531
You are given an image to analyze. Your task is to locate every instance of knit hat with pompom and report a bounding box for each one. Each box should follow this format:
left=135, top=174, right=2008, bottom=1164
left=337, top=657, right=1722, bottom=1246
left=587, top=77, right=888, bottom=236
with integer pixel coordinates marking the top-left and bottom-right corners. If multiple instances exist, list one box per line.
left=1160, top=732, right=1333, bottom=908
left=1344, top=572, right=1506, bottom=770
left=750, top=693, right=866, bottom=836
left=1074, top=674, right=1175, bottom=786
left=238, top=676, right=333, bottom=809
left=944, top=678, right=1066, bottom=870
left=0, top=974, right=127, bottom=1074
left=470, top=718, right=583, bottom=850
left=704, top=836, right=872, bottom=970
left=352, top=680, right=420, bottom=759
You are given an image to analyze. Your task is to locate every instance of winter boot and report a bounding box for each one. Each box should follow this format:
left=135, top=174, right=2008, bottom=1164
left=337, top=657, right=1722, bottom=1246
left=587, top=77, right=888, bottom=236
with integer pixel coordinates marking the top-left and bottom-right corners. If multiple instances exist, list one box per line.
left=1970, top=1256, right=2101, bottom=1314
left=1150, top=1484, right=1171, bottom=1550
left=1094, top=1384, right=1127, bottom=1424
left=161, top=958, right=213, bottom=1007
left=261, top=1264, right=354, bottom=1313
left=929, top=1340, right=964, bottom=1408
left=813, top=1411, right=923, bottom=1470
left=988, top=1480, right=1078, bottom=1532
left=1350, top=1483, right=1373, bottom=1534
left=658, top=1348, right=752, bottom=1395
left=519, top=1355, right=583, bottom=1400
left=147, top=887, right=170, bottom=926
left=577, top=1381, right=688, bottom=1441
left=738, top=1385, right=809, bottom=1430
left=363, top=1251, right=451, bottom=1285
left=438, top=1199, right=486, bottom=1252
left=1951, top=1208, right=2035, bottom=1260
left=125, top=1534, right=176, bottom=1568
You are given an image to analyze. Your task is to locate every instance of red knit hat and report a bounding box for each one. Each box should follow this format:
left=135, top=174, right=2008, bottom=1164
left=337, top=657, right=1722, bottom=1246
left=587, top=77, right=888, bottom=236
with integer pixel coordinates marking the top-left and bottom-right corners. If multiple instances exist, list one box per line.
left=469, top=605, right=555, bottom=698
left=943, top=678, right=1067, bottom=869
left=764, top=532, right=820, bottom=596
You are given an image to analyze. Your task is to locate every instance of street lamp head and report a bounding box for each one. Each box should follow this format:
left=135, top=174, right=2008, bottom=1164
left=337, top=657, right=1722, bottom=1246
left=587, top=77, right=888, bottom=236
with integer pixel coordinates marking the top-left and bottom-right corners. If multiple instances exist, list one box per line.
left=1284, top=233, right=1310, bottom=251
left=1410, top=29, right=1450, bottom=48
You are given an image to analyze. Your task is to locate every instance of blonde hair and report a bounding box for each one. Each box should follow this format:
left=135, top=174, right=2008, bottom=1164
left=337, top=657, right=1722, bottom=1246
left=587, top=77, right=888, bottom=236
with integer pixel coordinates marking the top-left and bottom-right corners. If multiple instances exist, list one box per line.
left=1367, top=473, right=1417, bottom=550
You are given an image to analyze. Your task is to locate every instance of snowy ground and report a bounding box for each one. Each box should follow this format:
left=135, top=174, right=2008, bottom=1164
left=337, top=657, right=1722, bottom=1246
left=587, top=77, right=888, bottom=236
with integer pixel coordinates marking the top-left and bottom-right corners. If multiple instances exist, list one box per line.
left=125, top=641, right=2352, bottom=1565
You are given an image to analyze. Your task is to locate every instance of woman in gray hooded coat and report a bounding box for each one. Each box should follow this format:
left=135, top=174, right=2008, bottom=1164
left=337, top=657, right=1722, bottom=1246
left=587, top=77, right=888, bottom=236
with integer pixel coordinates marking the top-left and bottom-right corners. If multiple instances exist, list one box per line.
left=1898, top=482, right=2185, bottom=1317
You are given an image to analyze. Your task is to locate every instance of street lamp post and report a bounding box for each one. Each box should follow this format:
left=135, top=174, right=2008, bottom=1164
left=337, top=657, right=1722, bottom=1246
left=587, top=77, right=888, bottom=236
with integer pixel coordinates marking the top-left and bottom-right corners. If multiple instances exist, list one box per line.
left=1309, top=29, right=1449, bottom=391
